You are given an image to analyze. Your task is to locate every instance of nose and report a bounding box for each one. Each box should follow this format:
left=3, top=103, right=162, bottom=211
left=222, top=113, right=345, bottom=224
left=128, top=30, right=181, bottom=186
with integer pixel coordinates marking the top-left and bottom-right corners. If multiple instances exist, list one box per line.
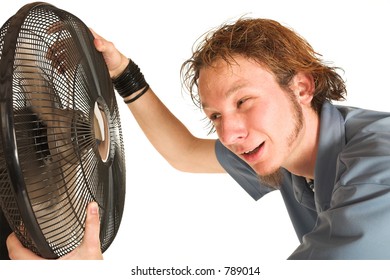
left=218, top=115, right=247, bottom=146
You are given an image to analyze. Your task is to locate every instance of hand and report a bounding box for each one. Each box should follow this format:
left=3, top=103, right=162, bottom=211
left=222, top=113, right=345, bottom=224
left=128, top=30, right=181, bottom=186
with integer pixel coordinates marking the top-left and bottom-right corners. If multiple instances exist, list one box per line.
left=6, top=202, right=103, bottom=260
left=90, top=29, right=129, bottom=79
left=45, top=24, right=128, bottom=78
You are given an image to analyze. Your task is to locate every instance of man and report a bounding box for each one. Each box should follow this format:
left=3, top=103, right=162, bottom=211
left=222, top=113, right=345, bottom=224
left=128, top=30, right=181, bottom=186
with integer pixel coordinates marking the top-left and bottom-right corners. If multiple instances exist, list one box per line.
left=7, top=18, right=390, bottom=259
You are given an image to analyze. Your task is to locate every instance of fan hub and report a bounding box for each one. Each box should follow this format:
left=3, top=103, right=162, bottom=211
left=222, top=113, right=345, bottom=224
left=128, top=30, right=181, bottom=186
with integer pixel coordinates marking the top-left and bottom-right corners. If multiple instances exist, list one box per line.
left=93, top=102, right=110, bottom=163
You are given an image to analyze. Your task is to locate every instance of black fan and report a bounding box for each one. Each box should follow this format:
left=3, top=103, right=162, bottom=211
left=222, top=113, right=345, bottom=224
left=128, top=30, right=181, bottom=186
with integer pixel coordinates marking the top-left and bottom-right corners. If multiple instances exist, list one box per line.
left=0, top=2, right=125, bottom=258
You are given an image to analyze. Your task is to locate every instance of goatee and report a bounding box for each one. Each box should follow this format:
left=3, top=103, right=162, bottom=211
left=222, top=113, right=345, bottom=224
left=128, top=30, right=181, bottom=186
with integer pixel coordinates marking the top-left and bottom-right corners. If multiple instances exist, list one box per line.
left=259, top=169, right=282, bottom=189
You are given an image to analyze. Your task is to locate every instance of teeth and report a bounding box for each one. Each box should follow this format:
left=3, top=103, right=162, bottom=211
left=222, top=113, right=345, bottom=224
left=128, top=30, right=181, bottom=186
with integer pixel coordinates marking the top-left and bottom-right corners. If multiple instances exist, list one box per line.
left=243, top=144, right=262, bottom=155
left=244, top=148, right=256, bottom=155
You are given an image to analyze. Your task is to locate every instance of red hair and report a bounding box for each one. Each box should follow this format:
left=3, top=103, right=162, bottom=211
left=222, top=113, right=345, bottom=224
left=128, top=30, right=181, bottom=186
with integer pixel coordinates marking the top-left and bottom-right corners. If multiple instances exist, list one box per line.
left=181, top=18, right=346, bottom=114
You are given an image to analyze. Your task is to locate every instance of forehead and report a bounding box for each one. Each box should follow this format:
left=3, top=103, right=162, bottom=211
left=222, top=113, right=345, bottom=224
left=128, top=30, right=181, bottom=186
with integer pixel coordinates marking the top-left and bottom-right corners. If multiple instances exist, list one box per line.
left=198, top=55, right=273, bottom=82
left=198, top=56, right=280, bottom=110
left=198, top=56, right=275, bottom=94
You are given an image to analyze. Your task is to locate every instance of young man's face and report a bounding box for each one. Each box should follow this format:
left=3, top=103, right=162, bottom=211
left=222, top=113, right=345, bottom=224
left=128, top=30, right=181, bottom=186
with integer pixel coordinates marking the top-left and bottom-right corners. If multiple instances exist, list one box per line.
left=198, top=56, right=304, bottom=183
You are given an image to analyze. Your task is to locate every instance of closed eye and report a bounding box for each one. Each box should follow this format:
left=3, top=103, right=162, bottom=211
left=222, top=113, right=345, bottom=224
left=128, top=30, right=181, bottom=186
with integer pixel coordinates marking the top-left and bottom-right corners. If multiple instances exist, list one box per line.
left=237, top=98, right=248, bottom=108
left=209, top=113, right=221, bottom=121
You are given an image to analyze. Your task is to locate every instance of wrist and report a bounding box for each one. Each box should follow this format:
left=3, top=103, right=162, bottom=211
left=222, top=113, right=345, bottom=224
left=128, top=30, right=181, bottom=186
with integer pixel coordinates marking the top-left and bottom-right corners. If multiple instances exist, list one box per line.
left=111, top=57, right=130, bottom=79
left=112, top=59, right=149, bottom=101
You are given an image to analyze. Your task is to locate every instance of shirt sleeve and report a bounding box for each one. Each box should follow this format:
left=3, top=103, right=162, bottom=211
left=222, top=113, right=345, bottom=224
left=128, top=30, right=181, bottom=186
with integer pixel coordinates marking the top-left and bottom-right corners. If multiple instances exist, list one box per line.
left=214, top=139, right=275, bottom=200
left=216, top=140, right=318, bottom=243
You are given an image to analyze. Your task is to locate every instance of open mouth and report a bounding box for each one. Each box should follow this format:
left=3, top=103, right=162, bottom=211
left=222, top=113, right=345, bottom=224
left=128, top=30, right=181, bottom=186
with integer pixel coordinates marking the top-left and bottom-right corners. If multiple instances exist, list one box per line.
left=242, top=142, right=264, bottom=156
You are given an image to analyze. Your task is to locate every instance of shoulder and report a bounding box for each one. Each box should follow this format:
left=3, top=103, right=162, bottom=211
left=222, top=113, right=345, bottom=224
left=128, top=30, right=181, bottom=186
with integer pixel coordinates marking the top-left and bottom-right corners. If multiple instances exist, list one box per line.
left=334, top=105, right=390, bottom=186
left=335, top=105, right=390, bottom=138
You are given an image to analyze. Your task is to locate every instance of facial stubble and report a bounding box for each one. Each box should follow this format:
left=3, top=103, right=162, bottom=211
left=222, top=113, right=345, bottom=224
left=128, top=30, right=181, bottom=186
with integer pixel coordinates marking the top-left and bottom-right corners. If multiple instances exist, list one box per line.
left=258, top=92, right=304, bottom=188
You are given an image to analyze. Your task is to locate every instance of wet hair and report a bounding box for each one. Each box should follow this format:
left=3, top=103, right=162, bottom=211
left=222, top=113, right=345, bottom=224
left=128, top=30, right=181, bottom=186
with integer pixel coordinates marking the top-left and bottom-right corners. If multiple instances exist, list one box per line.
left=181, top=17, right=346, bottom=115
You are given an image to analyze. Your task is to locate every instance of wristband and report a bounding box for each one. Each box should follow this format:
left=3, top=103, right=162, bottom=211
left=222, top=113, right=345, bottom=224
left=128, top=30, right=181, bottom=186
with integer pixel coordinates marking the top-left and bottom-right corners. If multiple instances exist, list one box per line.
left=112, top=59, right=148, bottom=99
left=124, top=84, right=149, bottom=104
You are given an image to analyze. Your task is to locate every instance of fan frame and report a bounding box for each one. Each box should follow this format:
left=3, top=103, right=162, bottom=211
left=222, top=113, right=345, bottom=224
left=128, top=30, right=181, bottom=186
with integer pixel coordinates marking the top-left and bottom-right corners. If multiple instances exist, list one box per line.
left=0, top=2, right=126, bottom=258
left=0, top=1, right=58, bottom=259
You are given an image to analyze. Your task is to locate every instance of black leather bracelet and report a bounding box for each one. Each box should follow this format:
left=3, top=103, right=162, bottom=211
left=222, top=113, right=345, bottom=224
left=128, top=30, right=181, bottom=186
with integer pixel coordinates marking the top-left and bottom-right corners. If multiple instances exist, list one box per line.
left=112, top=59, right=148, bottom=99
left=124, top=84, right=149, bottom=104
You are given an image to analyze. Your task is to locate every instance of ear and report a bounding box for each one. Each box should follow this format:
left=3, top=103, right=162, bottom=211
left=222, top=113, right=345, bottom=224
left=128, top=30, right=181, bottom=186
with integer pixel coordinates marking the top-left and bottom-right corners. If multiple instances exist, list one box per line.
left=290, top=72, right=315, bottom=105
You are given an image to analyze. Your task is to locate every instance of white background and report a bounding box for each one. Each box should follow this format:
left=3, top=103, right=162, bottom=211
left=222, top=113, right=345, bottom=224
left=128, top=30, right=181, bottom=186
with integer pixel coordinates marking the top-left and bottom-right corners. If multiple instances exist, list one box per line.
left=1, top=0, right=390, bottom=279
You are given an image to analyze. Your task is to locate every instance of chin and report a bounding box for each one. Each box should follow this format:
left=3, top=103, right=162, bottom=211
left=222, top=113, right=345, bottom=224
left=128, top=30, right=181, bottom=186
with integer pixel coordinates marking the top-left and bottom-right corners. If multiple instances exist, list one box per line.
left=258, top=169, right=283, bottom=189
left=252, top=162, right=278, bottom=176
left=252, top=164, right=283, bottom=189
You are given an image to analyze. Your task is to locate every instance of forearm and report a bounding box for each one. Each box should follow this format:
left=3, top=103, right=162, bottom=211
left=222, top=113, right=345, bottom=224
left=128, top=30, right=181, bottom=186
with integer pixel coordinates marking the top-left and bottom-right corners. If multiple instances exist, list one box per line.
left=124, top=86, right=221, bottom=173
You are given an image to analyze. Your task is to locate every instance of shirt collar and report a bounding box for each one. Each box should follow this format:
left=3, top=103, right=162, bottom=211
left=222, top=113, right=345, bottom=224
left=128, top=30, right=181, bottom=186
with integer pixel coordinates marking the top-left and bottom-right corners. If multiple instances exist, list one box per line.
left=313, top=101, right=346, bottom=212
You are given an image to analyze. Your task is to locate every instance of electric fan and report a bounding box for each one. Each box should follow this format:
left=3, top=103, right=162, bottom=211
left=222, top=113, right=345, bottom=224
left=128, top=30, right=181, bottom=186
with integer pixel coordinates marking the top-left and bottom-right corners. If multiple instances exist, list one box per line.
left=0, top=2, right=126, bottom=258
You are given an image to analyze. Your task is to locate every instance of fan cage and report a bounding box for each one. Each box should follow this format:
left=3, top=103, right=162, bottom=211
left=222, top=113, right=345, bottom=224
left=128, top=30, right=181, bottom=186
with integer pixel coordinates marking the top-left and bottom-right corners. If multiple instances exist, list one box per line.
left=0, top=2, right=125, bottom=258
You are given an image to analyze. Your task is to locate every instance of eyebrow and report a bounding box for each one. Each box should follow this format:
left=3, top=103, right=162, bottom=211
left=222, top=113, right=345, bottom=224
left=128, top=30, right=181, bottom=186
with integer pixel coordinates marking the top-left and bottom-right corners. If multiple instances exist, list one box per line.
left=201, top=83, right=248, bottom=110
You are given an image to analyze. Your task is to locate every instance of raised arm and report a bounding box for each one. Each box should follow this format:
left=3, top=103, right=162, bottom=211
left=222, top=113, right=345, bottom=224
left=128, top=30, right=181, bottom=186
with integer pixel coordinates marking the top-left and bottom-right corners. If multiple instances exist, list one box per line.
left=92, top=31, right=224, bottom=174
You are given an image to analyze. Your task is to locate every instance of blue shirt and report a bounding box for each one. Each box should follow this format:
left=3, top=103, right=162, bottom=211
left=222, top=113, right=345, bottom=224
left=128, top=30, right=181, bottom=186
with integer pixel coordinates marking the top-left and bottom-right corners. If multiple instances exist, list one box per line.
left=215, top=101, right=390, bottom=259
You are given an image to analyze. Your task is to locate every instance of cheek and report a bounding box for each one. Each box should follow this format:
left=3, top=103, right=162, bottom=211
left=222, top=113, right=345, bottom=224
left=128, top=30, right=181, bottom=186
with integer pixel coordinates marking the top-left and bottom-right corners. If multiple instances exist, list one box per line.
left=247, top=103, right=276, bottom=131
left=247, top=100, right=293, bottom=144
left=261, top=94, right=295, bottom=129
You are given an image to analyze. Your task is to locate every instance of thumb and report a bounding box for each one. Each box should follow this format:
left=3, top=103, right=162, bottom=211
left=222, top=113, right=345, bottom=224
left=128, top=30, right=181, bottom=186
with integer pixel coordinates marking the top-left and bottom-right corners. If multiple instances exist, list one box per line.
left=91, top=32, right=105, bottom=53
left=83, top=201, right=101, bottom=248
left=89, top=28, right=101, bottom=39
left=60, top=201, right=103, bottom=260
left=88, top=28, right=128, bottom=78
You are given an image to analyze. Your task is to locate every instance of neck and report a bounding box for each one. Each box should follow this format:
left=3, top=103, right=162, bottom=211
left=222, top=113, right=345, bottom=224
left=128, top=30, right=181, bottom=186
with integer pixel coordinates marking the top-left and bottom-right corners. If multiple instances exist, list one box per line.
left=284, top=107, right=319, bottom=180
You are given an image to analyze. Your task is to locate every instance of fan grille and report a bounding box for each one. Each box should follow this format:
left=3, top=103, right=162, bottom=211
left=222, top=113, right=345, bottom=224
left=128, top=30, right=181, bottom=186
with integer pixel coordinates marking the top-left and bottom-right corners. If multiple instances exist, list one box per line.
left=0, top=2, right=125, bottom=258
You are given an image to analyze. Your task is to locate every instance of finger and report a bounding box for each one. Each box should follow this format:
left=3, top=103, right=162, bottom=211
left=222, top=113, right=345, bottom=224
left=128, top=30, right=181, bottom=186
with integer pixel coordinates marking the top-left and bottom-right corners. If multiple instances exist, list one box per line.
left=93, top=37, right=106, bottom=52
left=86, top=29, right=128, bottom=77
left=89, top=28, right=102, bottom=39
left=90, top=29, right=108, bottom=53
left=82, top=201, right=101, bottom=249
left=6, top=233, right=44, bottom=260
